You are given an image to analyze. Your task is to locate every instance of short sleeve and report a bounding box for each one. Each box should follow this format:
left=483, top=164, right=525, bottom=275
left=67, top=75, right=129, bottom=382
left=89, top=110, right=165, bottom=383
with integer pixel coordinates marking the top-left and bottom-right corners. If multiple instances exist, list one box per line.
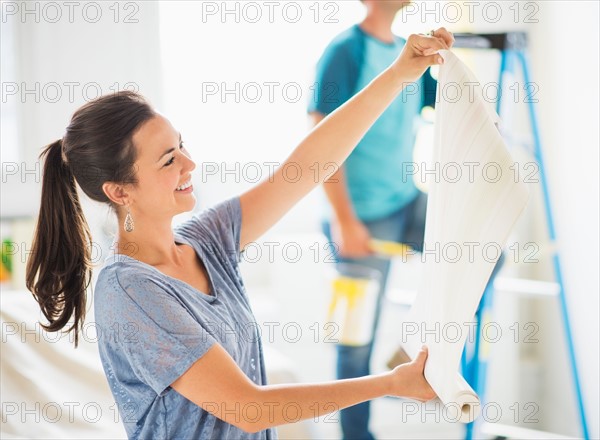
left=99, top=271, right=217, bottom=396
left=176, top=196, right=243, bottom=263
left=308, top=40, right=360, bottom=115
left=422, top=67, right=438, bottom=109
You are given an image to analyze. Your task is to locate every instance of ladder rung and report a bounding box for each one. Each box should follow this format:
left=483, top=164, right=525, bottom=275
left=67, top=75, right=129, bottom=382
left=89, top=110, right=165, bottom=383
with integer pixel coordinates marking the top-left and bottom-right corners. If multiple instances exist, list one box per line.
left=480, top=422, right=576, bottom=439
left=385, top=287, right=416, bottom=306
left=494, top=277, right=560, bottom=297
left=386, top=277, right=559, bottom=306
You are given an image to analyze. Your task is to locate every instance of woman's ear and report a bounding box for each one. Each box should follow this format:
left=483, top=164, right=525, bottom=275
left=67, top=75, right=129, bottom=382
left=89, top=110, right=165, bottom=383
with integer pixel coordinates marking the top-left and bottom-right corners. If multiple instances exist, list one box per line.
left=102, top=181, right=130, bottom=206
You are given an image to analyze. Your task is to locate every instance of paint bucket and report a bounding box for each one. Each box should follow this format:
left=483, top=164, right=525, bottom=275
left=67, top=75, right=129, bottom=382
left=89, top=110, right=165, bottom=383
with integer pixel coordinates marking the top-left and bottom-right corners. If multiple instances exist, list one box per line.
left=325, top=263, right=381, bottom=346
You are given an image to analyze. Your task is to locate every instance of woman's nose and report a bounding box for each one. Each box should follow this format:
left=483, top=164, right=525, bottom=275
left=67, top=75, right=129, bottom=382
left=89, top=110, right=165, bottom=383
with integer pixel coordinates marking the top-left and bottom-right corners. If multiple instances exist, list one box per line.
left=183, top=150, right=196, bottom=172
left=184, top=153, right=196, bottom=173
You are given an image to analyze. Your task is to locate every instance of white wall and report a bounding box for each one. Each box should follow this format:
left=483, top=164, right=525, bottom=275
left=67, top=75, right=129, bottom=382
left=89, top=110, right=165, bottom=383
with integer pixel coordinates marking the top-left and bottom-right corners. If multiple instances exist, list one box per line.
left=1, top=2, right=165, bottom=286
left=158, top=1, right=366, bottom=233
left=2, top=2, right=163, bottom=163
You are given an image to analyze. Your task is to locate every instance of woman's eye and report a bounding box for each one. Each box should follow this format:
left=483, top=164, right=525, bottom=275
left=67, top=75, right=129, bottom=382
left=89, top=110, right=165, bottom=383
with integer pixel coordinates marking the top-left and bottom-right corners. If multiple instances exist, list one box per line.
left=163, top=141, right=185, bottom=167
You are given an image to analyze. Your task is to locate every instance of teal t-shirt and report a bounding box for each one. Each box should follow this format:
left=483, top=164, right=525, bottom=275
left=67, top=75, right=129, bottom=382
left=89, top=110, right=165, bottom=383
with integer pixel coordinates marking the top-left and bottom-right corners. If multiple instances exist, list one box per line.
left=309, top=25, right=430, bottom=221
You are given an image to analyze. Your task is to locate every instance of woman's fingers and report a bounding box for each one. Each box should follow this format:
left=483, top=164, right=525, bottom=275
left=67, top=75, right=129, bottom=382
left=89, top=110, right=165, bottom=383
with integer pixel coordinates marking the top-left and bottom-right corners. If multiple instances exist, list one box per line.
left=433, top=27, right=455, bottom=48
left=410, top=27, right=454, bottom=57
left=422, top=54, right=445, bottom=66
left=410, top=34, right=449, bottom=55
left=391, top=28, right=454, bottom=81
left=414, top=345, right=429, bottom=367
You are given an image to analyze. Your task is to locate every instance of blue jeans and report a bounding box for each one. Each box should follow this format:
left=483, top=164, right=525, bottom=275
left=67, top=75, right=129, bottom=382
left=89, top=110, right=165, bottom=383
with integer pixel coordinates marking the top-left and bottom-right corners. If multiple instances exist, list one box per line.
left=321, top=193, right=427, bottom=440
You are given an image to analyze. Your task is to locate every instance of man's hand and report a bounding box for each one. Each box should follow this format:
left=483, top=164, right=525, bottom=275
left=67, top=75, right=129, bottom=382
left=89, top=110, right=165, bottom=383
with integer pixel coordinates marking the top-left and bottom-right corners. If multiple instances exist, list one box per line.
left=332, top=216, right=374, bottom=258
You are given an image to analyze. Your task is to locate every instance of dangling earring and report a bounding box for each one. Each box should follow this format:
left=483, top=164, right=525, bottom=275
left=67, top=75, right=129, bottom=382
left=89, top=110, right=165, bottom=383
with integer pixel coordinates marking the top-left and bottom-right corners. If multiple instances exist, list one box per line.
left=124, top=206, right=134, bottom=232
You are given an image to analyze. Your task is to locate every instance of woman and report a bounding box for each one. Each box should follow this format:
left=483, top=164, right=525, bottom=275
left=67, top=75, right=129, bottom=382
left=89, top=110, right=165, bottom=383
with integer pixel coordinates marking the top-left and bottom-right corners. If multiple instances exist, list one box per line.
left=26, top=29, right=453, bottom=439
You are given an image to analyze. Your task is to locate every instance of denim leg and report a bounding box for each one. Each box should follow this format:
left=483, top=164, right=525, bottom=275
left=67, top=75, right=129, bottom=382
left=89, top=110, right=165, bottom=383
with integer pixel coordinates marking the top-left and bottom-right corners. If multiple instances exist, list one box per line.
left=335, top=343, right=375, bottom=440
left=322, top=209, right=409, bottom=440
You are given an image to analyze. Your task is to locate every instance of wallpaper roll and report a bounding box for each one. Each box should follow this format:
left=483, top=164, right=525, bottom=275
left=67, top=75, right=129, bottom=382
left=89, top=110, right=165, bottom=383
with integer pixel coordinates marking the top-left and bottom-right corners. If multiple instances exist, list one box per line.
left=402, top=50, right=530, bottom=423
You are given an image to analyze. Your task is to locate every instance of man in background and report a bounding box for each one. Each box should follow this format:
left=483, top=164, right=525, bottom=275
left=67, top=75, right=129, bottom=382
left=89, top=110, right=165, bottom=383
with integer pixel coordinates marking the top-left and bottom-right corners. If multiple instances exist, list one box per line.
left=308, top=1, right=435, bottom=438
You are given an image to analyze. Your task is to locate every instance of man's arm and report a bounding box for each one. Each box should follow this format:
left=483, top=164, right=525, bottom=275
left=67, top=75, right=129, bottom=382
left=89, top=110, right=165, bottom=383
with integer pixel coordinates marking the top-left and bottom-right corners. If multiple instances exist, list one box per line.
left=309, top=111, right=373, bottom=257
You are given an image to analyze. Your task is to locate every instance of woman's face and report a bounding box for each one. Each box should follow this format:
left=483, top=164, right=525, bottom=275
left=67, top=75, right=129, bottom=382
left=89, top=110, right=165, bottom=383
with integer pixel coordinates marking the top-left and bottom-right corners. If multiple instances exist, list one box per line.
left=126, top=114, right=196, bottom=222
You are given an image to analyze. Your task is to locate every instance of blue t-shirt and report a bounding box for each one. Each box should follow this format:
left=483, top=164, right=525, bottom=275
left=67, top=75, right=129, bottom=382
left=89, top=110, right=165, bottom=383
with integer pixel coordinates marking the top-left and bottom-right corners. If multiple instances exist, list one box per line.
left=308, top=25, right=429, bottom=221
left=93, top=197, right=276, bottom=440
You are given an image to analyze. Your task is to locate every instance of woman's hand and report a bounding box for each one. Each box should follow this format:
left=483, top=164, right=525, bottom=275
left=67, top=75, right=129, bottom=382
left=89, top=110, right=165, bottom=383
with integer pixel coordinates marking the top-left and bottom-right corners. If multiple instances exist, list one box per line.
left=388, top=346, right=437, bottom=402
left=392, top=27, right=455, bottom=84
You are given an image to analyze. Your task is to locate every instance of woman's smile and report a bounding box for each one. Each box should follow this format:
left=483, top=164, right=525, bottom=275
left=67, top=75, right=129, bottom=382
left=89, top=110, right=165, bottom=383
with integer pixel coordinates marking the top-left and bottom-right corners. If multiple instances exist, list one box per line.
left=175, top=178, right=193, bottom=193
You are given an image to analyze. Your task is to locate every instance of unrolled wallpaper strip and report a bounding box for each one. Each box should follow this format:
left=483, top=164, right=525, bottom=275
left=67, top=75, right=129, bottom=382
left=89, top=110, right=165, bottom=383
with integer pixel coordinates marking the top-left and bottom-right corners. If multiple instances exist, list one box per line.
left=402, top=50, right=529, bottom=423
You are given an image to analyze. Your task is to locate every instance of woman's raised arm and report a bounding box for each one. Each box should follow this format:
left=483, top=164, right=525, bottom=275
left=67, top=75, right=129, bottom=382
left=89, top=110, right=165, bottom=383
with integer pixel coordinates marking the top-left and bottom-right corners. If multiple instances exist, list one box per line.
left=239, top=28, right=454, bottom=249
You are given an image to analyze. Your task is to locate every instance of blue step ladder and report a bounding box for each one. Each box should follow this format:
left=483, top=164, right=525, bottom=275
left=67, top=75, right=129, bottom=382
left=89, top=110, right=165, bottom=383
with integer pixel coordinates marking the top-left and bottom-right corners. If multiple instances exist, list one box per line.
left=452, top=32, right=590, bottom=440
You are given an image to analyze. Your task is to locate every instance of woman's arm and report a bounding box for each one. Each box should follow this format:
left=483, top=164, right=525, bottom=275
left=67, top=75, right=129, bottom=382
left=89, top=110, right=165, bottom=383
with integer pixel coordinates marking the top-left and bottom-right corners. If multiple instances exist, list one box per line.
left=171, top=343, right=434, bottom=433
left=239, top=29, right=454, bottom=249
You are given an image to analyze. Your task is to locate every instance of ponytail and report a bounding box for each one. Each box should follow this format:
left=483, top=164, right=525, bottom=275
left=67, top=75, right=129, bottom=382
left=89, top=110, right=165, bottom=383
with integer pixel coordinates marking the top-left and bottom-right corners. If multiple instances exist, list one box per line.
left=25, top=91, right=155, bottom=347
left=26, top=139, right=93, bottom=347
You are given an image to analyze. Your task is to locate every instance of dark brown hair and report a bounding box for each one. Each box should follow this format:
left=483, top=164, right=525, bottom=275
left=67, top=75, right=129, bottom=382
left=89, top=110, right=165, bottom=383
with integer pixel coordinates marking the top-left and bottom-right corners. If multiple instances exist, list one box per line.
left=26, top=91, right=156, bottom=346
